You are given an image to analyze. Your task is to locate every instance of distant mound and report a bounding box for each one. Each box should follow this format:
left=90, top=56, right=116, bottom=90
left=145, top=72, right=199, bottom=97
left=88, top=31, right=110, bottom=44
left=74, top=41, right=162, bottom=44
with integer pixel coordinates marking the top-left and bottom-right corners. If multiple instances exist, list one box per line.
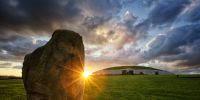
left=103, top=66, right=159, bottom=70
left=93, top=66, right=172, bottom=75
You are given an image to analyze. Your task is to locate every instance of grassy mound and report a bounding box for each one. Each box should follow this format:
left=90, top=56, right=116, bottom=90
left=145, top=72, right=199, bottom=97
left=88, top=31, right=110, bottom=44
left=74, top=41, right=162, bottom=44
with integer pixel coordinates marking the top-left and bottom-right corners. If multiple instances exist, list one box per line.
left=102, top=66, right=159, bottom=70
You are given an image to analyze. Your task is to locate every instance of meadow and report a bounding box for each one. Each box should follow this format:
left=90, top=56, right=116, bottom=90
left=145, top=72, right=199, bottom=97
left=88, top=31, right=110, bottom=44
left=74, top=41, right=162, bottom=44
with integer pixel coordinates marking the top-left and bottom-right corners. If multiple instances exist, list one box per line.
left=1, top=75, right=200, bottom=100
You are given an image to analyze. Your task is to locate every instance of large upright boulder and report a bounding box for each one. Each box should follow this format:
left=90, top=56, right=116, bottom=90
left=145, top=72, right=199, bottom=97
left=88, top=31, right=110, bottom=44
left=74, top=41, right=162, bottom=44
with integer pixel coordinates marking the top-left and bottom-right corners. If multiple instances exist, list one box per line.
left=22, top=30, right=85, bottom=100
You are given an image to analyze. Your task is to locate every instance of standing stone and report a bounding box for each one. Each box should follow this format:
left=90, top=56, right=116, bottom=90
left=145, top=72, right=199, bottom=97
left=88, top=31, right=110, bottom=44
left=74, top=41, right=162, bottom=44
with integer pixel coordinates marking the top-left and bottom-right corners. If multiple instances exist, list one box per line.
left=22, top=30, right=84, bottom=100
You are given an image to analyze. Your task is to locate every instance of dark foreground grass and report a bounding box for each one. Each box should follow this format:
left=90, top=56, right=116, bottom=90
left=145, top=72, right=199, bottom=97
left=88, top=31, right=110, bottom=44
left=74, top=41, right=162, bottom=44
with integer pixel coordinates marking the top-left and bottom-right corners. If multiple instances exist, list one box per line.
left=1, top=75, right=200, bottom=100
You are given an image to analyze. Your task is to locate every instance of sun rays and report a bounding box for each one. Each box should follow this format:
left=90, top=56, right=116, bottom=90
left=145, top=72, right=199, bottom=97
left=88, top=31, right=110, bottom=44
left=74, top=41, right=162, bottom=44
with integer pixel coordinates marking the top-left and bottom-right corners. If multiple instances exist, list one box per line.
left=82, top=71, right=92, bottom=79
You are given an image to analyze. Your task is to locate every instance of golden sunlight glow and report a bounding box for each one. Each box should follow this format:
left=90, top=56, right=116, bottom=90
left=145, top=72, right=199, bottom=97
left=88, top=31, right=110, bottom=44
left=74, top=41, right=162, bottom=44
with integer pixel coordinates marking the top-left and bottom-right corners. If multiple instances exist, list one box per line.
left=83, top=71, right=92, bottom=79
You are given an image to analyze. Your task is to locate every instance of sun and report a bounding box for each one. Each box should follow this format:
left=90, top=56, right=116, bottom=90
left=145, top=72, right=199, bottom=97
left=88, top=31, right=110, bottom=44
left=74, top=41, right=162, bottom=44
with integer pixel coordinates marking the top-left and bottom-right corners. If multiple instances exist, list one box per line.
left=82, top=71, right=92, bottom=79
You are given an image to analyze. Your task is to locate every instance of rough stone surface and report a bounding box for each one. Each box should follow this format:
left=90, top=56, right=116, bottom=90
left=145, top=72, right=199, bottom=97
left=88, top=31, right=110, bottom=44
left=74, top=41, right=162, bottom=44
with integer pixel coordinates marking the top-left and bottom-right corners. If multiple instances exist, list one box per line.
left=22, top=30, right=84, bottom=100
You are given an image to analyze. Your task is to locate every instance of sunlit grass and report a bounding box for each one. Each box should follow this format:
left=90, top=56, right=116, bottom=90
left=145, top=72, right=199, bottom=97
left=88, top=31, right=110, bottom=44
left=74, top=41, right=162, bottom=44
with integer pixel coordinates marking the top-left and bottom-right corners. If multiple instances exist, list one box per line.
left=84, top=75, right=200, bottom=100
left=1, top=75, right=200, bottom=100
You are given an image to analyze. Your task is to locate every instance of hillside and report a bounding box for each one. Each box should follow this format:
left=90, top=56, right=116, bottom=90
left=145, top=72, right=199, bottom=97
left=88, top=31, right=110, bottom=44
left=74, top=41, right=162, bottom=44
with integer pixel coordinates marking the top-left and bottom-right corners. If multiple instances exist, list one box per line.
left=102, top=66, right=160, bottom=70
left=93, top=66, right=173, bottom=75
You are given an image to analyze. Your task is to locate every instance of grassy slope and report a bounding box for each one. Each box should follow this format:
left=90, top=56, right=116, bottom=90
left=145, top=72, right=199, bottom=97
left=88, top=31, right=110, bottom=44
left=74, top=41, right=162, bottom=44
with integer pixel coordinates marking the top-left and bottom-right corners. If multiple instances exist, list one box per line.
left=1, top=75, right=200, bottom=100
left=103, top=66, right=157, bottom=70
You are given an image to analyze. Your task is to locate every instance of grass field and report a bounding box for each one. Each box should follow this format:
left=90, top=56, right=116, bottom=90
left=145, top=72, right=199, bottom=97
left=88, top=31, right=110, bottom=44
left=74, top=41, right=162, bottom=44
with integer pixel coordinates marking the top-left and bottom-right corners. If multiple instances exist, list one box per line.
left=0, top=79, right=26, bottom=100
left=1, top=75, right=200, bottom=100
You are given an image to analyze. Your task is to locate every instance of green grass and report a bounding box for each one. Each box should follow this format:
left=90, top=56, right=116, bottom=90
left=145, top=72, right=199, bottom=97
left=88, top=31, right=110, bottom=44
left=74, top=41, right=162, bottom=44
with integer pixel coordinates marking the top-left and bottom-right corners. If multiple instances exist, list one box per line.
left=84, top=75, right=200, bottom=100
left=0, top=79, right=26, bottom=100
left=1, top=75, right=200, bottom=100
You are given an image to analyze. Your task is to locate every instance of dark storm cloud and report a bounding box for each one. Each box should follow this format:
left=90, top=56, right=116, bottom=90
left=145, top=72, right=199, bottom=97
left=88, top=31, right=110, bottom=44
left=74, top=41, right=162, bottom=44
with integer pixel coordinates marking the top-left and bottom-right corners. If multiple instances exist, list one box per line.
left=0, top=0, right=82, bottom=32
left=160, top=40, right=200, bottom=67
left=148, top=0, right=190, bottom=26
left=0, top=30, right=19, bottom=42
left=186, top=3, right=200, bottom=22
left=0, top=0, right=126, bottom=61
left=0, top=33, right=47, bottom=60
left=144, top=24, right=200, bottom=66
left=0, top=0, right=126, bottom=33
left=135, top=0, right=191, bottom=35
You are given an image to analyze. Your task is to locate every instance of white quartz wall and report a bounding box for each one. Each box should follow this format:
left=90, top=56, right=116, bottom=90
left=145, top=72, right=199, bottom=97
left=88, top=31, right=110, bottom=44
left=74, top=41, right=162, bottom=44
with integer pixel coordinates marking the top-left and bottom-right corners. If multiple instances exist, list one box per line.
left=94, top=68, right=172, bottom=75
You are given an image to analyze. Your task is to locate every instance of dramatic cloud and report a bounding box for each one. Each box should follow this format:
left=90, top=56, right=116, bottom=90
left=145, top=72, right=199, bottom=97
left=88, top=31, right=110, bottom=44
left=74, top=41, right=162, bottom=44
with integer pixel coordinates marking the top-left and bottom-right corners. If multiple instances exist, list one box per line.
left=0, top=61, right=22, bottom=69
left=184, top=1, right=200, bottom=22
left=0, top=0, right=82, bottom=32
left=80, top=0, right=122, bottom=16
left=143, top=24, right=200, bottom=67
left=135, top=0, right=191, bottom=36
left=148, top=0, right=190, bottom=26
left=0, top=62, right=12, bottom=68
left=0, top=0, right=200, bottom=74
left=0, top=32, right=47, bottom=61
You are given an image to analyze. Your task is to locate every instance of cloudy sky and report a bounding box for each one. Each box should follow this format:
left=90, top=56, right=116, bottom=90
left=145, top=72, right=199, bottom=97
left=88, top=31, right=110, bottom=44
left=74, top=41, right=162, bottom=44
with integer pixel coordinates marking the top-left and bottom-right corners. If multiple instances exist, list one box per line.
left=0, top=0, right=200, bottom=76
